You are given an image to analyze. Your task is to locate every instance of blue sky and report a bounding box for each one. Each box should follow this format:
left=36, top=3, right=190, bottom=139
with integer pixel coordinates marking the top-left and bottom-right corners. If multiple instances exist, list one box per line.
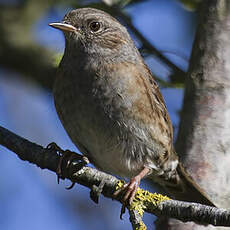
left=0, top=0, right=196, bottom=229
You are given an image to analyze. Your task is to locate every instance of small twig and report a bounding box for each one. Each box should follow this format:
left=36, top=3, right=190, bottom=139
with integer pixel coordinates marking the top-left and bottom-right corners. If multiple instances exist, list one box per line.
left=1, top=125, right=230, bottom=227
left=129, top=209, right=147, bottom=230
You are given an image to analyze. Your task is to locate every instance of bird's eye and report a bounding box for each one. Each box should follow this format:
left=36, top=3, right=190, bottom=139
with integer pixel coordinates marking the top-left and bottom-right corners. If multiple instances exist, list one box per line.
left=89, top=21, right=101, bottom=32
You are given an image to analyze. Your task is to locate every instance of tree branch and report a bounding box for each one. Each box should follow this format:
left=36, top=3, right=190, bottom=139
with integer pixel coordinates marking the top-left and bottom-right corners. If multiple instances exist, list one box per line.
left=0, top=42, right=56, bottom=90
left=0, top=1, right=58, bottom=90
left=0, top=125, right=230, bottom=227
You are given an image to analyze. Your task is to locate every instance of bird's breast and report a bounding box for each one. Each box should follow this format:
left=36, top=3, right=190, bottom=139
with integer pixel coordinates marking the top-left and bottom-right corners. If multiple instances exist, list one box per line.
left=53, top=60, right=171, bottom=179
left=53, top=68, right=145, bottom=178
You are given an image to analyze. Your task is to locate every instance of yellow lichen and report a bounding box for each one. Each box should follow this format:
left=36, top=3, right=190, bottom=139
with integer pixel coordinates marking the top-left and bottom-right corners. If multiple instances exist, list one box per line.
left=115, top=181, right=170, bottom=215
left=130, top=188, right=170, bottom=218
left=115, top=181, right=170, bottom=230
left=116, top=180, right=126, bottom=190
left=130, top=189, right=170, bottom=230
left=139, top=188, right=170, bottom=205
left=137, top=221, right=147, bottom=230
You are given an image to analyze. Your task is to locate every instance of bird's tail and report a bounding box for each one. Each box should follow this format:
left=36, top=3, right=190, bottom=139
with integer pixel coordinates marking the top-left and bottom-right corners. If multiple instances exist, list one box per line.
left=164, top=162, right=215, bottom=207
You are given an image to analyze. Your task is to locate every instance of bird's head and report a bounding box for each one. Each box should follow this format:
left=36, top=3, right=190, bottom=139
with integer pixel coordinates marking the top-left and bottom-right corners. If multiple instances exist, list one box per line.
left=49, top=7, right=139, bottom=62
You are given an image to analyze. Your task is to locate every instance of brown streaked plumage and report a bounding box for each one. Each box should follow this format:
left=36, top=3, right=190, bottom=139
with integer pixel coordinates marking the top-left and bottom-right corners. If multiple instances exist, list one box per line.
left=50, top=7, right=215, bottom=206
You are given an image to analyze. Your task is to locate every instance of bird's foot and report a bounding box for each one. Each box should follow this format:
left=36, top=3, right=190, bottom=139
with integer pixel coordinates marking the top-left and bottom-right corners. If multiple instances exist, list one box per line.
left=114, top=177, right=141, bottom=219
left=113, top=167, right=150, bottom=219
left=46, top=142, right=89, bottom=188
left=114, top=176, right=141, bottom=205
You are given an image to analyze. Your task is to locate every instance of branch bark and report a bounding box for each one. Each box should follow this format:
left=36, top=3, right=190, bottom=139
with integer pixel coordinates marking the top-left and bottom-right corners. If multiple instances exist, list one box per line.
left=1, top=125, right=230, bottom=228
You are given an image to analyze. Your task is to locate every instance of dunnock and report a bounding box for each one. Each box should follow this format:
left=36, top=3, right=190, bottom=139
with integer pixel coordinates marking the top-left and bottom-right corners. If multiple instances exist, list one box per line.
left=50, top=8, right=214, bottom=206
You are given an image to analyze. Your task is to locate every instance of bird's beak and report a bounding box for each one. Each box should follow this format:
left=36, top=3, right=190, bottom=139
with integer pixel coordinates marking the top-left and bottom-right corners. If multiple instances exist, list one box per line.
left=49, top=22, right=77, bottom=32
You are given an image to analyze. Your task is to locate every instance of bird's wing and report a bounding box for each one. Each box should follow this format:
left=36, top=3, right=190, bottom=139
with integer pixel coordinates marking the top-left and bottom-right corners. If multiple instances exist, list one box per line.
left=130, top=61, right=174, bottom=160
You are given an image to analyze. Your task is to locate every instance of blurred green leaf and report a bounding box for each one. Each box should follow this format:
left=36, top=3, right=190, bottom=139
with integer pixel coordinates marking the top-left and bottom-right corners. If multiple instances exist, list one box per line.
left=53, top=53, right=63, bottom=67
left=179, top=0, right=202, bottom=11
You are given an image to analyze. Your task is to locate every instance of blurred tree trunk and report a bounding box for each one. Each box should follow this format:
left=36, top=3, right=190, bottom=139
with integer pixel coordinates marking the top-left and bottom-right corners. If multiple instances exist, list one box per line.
left=156, top=0, right=230, bottom=229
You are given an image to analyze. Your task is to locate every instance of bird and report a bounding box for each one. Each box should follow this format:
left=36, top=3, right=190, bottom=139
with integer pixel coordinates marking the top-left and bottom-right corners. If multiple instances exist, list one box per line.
left=49, top=7, right=215, bottom=206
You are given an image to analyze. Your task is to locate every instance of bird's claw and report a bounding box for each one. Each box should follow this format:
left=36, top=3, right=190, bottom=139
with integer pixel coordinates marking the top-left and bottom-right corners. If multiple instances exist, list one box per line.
left=45, top=142, right=89, bottom=187
left=113, top=177, right=140, bottom=219
left=46, top=142, right=62, bottom=153
left=65, top=182, right=76, bottom=190
left=114, top=178, right=140, bottom=204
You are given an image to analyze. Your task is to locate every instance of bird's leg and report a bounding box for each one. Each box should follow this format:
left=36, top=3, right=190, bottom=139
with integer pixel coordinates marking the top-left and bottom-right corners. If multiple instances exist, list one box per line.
left=46, top=142, right=89, bottom=187
left=114, top=167, right=150, bottom=204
